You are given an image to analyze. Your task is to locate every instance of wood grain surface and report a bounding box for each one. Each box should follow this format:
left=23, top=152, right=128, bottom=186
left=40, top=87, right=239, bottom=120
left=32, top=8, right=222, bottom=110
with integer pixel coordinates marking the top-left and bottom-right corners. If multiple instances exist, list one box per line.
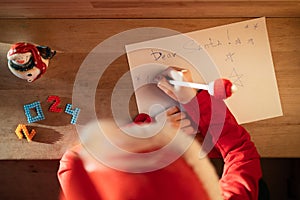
left=0, top=1, right=299, bottom=18
left=0, top=2, right=299, bottom=159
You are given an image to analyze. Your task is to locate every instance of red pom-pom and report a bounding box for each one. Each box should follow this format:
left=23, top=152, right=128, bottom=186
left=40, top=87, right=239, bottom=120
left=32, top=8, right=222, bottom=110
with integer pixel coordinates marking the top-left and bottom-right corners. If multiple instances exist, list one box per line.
left=133, top=113, right=152, bottom=124
left=213, top=79, right=233, bottom=99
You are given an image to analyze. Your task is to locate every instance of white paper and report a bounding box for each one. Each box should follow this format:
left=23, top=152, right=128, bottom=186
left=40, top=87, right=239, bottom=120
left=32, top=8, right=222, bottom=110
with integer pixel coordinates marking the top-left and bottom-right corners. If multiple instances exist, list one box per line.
left=126, top=17, right=283, bottom=124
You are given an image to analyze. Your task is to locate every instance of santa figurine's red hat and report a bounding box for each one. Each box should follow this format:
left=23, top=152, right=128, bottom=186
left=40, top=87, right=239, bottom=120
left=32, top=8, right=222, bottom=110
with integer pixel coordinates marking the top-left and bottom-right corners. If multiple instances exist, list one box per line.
left=7, top=42, right=55, bottom=82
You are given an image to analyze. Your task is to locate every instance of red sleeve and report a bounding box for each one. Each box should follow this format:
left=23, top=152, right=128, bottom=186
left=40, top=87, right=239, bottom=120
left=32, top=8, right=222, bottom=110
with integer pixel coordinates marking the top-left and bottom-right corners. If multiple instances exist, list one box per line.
left=57, top=150, right=102, bottom=200
left=182, top=91, right=262, bottom=200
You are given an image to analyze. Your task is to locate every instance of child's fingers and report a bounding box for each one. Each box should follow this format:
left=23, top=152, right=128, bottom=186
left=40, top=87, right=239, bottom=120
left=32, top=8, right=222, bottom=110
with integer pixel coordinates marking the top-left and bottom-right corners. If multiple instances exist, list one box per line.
left=157, top=66, right=185, bottom=83
left=166, top=106, right=180, bottom=116
left=157, top=77, right=178, bottom=100
left=167, top=111, right=187, bottom=122
left=168, top=66, right=194, bottom=82
left=157, top=67, right=197, bottom=104
left=159, top=66, right=183, bottom=77
left=168, top=113, right=191, bottom=128
left=168, top=113, right=183, bottom=123
left=179, top=118, right=191, bottom=127
left=181, top=126, right=197, bottom=135
left=165, top=66, right=191, bottom=82
left=164, top=107, right=196, bottom=135
left=157, top=76, right=173, bottom=90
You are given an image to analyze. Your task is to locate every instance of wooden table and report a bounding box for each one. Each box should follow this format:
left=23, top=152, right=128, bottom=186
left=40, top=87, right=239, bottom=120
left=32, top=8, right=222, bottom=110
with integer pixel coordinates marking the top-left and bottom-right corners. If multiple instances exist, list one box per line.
left=0, top=1, right=299, bottom=159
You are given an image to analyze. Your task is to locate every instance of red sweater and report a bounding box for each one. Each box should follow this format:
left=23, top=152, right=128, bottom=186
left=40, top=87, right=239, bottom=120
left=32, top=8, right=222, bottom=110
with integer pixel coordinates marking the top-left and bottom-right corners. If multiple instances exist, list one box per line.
left=182, top=91, right=262, bottom=199
left=57, top=91, right=262, bottom=200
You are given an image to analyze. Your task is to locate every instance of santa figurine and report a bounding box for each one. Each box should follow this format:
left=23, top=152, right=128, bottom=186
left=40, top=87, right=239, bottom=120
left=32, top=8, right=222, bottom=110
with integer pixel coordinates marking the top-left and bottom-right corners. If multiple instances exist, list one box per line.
left=7, top=42, right=56, bottom=82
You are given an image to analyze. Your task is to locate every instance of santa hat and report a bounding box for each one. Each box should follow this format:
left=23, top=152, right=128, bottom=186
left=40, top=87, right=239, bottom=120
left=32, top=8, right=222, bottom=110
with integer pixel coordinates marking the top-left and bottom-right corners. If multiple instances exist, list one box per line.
left=75, top=118, right=222, bottom=200
left=7, top=42, right=47, bottom=81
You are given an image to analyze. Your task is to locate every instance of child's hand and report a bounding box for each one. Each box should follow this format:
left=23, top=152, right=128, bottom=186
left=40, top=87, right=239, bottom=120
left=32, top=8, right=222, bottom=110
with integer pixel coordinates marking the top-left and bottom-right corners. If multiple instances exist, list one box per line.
left=157, top=67, right=197, bottom=104
left=165, top=106, right=196, bottom=135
